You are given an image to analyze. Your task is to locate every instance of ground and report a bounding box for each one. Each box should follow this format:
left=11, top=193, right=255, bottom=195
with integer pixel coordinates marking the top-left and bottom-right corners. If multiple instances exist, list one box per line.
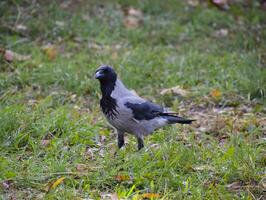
left=0, top=0, right=265, bottom=199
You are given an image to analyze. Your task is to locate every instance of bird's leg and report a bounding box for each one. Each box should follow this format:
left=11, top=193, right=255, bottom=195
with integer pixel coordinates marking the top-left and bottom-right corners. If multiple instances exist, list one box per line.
left=117, top=131, right=125, bottom=148
left=137, top=136, right=144, bottom=150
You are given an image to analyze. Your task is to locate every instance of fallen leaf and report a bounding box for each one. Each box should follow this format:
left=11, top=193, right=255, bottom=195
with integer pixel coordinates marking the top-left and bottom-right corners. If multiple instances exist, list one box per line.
left=85, top=146, right=97, bottom=159
left=210, top=89, right=222, bottom=98
left=124, top=16, right=141, bottom=29
left=214, top=28, right=229, bottom=38
left=123, top=7, right=143, bottom=29
left=4, top=50, right=13, bottom=61
left=226, top=181, right=242, bottom=190
left=141, top=193, right=160, bottom=199
left=51, top=177, right=65, bottom=189
left=76, top=164, right=87, bottom=172
left=55, top=21, right=65, bottom=27
left=2, top=180, right=11, bottom=190
left=193, top=165, right=215, bottom=171
left=211, top=0, right=230, bottom=10
left=44, top=177, right=65, bottom=192
left=187, top=0, right=199, bottom=7
left=40, top=139, right=51, bottom=147
left=115, top=175, right=131, bottom=182
left=3, top=50, right=31, bottom=62
left=110, top=193, right=119, bottom=200
left=16, top=24, right=27, bottom=31
left=125, top=7, right=143, bottom=18
left=42, top=45, right=57, bottom=60
left=160, top=86, right=189, bottom=97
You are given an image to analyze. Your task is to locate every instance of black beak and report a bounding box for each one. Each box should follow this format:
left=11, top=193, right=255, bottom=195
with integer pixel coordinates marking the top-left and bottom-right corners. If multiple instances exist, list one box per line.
left=95, top=70, right=104, bottom=79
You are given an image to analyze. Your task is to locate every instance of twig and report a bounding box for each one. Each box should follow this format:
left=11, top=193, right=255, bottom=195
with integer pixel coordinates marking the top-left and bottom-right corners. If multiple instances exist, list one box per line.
left=0, top=24, right=29, bottom=38
left=12, top=0, right=22, bottom=26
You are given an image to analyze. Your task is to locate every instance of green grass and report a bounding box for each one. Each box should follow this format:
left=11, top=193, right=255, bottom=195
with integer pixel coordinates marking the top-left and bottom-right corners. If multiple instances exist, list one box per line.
left=0, top=0, right=265, bottom=199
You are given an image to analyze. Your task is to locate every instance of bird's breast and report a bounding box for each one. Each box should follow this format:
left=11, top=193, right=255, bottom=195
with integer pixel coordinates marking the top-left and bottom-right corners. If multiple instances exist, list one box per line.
left=100, top=96, right=118, bottom=119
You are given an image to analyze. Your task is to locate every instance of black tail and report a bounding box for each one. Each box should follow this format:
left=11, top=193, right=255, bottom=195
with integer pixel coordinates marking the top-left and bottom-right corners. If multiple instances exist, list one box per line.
left=160, top=113, right=195, bottom=124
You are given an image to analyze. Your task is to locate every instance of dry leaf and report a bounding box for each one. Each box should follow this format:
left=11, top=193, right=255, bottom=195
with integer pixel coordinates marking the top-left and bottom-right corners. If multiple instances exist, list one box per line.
left=214, top=28, right=229, bottom=38
left=2, top=181, right=11, bottom=190
left=141, top=193, right=160, bottom=199
left=3, top=50, right=31, bottom=62
left=210, top=89, right=222, bottom=98
left=44, top=177, right=65, bottom=192
left=4, top=50, right=13, bottom=61
left=187, top=0, right=199, bottom=7
left=115, top=175, right=131, bottom=182
left=76, top=164, right=87, bottom=172
left=193, top=165, right=215, bottom=171
left=51, top=177, right=65, bottom=189
left=55, top=21, right=65, bottom=27
left=226, top=181, right=242, bottom=190
left=211, top=0, right=229, bottom=10
left=126, top=7, right=143, bottom=18
left=123, top=7, right=143, bottom=29
left=40, top=139, right=51, bottom=147
left=160, top=86, right=189, bottom=97
left=42, top=45, right=57, bottom=60
left=16, top=24, right=27, bottom=31
left=110, top=193, right=119, bottom=200
left=124, top=17, right=141, bottom=29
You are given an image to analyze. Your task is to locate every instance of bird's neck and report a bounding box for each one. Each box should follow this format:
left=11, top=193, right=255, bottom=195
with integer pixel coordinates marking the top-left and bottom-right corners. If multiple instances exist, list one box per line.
left=100, top=80, right=116, bottom=97
left=99, top=79, right=118, bottom=119
left=109, top=79, right=132, bottom=99
left=100, top=79, right=130, bottom=98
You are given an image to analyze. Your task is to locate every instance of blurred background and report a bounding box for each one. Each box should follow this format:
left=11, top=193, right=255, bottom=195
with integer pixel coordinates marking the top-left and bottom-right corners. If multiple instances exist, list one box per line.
left=1, top=0, right=265, bottom=101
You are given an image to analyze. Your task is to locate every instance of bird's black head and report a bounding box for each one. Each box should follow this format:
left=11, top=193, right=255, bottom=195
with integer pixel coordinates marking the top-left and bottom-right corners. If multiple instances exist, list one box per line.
left=95, top=65, right=118, bottom=117
left=95, top=65, right=117, bottom=83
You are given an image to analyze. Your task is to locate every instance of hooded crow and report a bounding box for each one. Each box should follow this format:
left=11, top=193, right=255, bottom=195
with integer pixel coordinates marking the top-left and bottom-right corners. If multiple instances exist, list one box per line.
left=95, top=65, right=195, bottom=150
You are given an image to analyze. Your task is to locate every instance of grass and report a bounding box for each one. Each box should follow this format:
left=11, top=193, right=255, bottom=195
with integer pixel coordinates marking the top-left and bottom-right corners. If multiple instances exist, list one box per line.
left=0, top=0, right=265, bottom=199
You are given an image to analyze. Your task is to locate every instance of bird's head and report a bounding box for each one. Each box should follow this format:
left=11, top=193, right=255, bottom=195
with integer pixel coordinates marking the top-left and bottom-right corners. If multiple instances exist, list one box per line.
left=95, top=65, right=117, bottom=83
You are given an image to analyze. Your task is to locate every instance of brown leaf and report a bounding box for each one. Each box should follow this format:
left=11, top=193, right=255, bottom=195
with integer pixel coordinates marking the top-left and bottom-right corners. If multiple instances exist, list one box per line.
left=110, top=193, right=119, bottom=200
left=55, top=21, right=65, bottom=27
left=193, top=165, right=215, bottom=171
left=76, top=164, right=87, bottom=172
left=210, top=89, right=222, bottom=98
left=115, top=175, right=131, bottom=182
left=141, top=193, right=160, bottom=199
left=51, top=177, right=65, bottom=189
left=44, top=177, right=65, bottom=192
left=16, top=24, right=27, bottom=31
left=124, top=16, right=141, bottom=29
left=226, top=181, right=242, bottom=190
left=187, top=0, right=200, bottom=7
left=211, top=0, right=230, bottom=10
left=4, top=50, right=13, bottom=61
left=160, top=86, right=189, bottom=97
left=3, top=50, right=31, bottom=62
left=124, top=7, right=143, bottom=18
left=40, top=139, right=51, bottom=147
left=128, top=8, right=142, bottom=16
left=42, top=45, right=57, bottom=60
left=2, top=180, right=11, bottom=190
left=123, top=7, right=143, bottom=29
left=214, top=28, right=229, bottom=38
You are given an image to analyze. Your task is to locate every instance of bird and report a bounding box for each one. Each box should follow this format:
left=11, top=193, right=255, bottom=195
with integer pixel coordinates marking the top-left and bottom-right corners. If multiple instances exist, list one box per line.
left=95, top=65, right=195, bottom=150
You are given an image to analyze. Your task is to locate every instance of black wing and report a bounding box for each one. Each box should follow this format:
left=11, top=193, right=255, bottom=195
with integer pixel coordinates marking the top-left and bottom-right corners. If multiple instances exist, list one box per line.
left=124, top=101, right=164, bottom=120
left=125, top=101, right=195, bottom=124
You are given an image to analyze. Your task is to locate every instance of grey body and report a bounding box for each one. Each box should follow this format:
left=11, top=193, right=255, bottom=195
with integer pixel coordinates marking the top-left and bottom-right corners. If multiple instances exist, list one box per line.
left=95, top=65, right=194, bottom=150
left=107, top=79, right=168, bottom=137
